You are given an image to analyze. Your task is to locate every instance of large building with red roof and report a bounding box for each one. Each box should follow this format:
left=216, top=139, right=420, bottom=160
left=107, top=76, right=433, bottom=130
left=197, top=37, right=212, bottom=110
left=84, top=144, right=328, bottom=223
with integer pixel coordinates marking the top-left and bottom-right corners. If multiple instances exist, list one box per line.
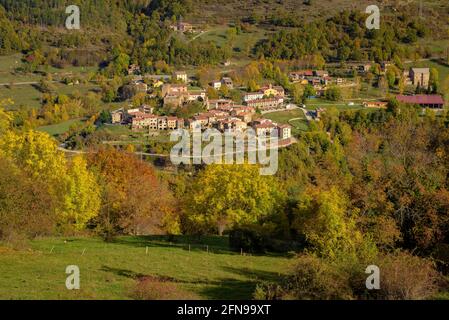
left=396, top=95, right=444, bottom=109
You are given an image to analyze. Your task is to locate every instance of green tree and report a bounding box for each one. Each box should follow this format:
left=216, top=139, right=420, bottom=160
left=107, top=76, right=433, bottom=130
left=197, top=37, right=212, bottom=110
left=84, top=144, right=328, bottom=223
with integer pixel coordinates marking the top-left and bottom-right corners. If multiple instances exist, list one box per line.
left=294, top=187, right=376, bottom=260
left=429, top=68, right=439, bottom=93
left=325, top=86, right=342, bottom=101
left=186, top=164, right=281, bottom=235
left=302, top=84, right=316, bottom=104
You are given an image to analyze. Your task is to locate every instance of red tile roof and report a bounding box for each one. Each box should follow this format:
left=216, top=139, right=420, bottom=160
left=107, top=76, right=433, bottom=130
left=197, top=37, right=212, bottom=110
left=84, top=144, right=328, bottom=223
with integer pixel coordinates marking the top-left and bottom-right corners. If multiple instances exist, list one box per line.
left=397, top=95, right=444, bottom=105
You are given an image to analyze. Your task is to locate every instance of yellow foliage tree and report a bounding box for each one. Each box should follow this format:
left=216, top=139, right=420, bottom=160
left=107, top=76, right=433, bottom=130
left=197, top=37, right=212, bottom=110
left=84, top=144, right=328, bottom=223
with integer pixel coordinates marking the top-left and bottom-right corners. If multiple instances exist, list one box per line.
left=63, top=155, right=101, bottom=231
left=0, top=99, right=13, bottom=135
left=186, top=164, right=281, bottom=235
left=295, top=187, right=377, bottom=261
left=0, top=130, right=101, bottom=231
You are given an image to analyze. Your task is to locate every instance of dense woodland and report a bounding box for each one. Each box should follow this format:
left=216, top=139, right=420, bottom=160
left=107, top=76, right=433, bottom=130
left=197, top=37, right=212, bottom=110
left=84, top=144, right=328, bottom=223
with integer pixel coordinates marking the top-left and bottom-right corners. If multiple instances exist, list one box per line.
left=1, top=1, right=447, bottom=70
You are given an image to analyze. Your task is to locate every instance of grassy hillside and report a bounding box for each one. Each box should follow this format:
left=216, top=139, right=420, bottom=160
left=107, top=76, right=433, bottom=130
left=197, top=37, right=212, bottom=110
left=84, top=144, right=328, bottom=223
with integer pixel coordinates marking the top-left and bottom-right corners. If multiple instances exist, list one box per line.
left=0, top=236, right=292, bottom=300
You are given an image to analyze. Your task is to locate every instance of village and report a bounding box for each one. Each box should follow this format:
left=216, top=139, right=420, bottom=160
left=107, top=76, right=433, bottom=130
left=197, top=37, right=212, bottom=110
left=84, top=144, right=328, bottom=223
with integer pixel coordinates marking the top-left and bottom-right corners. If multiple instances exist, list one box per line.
left=110, top=69, right=294, bottom=143
left=108, top=63, right=445, bottom=148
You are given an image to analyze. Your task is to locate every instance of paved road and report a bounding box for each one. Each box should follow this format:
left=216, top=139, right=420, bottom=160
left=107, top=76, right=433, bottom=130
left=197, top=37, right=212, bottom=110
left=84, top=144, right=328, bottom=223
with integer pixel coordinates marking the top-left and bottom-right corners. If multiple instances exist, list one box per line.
left=188, top=30, right=212, bottom=42
left=59, top=137, right=296, bottom=159
left=0, top=80, right=60, bottom=87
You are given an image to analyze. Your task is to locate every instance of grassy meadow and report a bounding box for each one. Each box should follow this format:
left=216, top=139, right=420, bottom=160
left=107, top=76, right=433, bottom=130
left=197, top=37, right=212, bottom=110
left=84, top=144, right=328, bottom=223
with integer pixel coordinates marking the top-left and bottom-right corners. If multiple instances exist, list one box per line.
left=0, top=236, right=292, bottom=300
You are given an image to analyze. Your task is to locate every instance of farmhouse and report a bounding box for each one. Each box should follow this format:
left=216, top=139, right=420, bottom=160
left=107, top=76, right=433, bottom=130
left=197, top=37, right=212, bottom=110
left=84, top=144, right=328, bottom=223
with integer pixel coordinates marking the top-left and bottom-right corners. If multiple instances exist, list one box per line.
left=363, top=101, right=388, bottom=109
left=246, top=97, right=284, bottom=111
left=211, top=80, right=222, bottom=90
left=289, top=70, right=314, bottom=81
left=111, top=108, right=125, bottom=124
left=209, top=99, right=234, bottom=110
left=170, top=22, right=194, bottom=33
left=409, top=68, right=430, bottom=87
left=221, top=77, right=234, bottom=89
left=243, top=92, right=265, bottom=102
left=277, top=124, right=292, bottom=140
left=174, top=71, right=188, bottom=83
left=260, top=84, right=285, bottom=98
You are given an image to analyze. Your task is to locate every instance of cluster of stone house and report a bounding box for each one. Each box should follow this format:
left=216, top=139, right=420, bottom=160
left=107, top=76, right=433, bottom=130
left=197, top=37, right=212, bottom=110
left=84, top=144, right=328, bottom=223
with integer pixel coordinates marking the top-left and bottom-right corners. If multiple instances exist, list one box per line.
left=162, top=83, right=208, bottom=108
left=289, top=70, right=331, bottom=85
left=187, top=99, right=292, bottom=140
left=288, top=70, right=338, bottom=97
left=111, top=101, right=291, bottom=140
left=111, top=68, right=295, bottom=139
left=187, top=102, right=255, bottom=133
left=111, top=107, right=184, bottom=131
left=170, top=21, right=194, bottom=33
left=243, top=84, right=285, bottom=111
left=210, top=77, right=234, bottom=90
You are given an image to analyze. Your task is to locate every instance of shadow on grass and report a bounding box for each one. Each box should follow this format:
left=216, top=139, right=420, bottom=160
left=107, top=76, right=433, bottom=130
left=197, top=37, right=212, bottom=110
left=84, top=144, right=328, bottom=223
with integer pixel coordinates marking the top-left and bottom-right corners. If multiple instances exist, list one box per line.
left=111, top=235, right=292, bottom=258
left=100, top=264, right=284, bottom=300
left=111, top=235, right=235, bottom=254
left=200, top=278, right=257, bottom=300
left=100, top=266, right=146, bottom=279
left=199, top=267, right=284, bottom=300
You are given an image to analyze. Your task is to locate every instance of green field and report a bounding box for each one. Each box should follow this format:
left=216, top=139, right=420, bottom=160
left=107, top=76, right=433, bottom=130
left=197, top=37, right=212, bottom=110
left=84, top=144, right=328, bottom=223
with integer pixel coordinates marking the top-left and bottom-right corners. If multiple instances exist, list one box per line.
left=0, top=84, right=42, bottom=109
left=0, top=53, right=102, bottom=111
left=38, top=119, right=85, bottom=136
left=0, top=236, right=291, bottom=300
left=264, top=109, right=309, bottom=135
left=193, top=26, right=268, bottom=58
left=264, top=109, right=304, bottom=124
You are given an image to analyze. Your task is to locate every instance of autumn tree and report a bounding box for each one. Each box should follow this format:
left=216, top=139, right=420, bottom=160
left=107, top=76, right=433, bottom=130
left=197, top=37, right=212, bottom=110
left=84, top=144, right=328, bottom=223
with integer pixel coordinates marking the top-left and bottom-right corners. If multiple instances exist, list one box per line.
left=186, top=164, right=282, bottom=236
left=294, top=187, right=377, bottom=260
left=88, top=147, right=177, bottom=239
left=62, top=156, right=101, bottom=231
left=0, top=156, right=57, bottom=242
left=0, top=130, right=101, bottom=232
left=0, top=99, right=13, bottom=134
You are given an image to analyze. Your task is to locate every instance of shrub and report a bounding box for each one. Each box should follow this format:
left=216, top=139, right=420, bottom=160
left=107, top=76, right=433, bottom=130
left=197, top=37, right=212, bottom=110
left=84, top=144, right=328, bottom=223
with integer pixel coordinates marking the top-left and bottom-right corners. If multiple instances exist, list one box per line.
left=229, top=225, right=303, bottom=253
left=254, top=254, right=354, bottom=300
left=284, top=254, right=354, bottom=300
left=229, top=225, right=268, bottom=253
left=375, top=251, right=439, bottom=300
left=130, top=276, right=198, bottom=300
left=254, top=251, right=440, bottom=300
